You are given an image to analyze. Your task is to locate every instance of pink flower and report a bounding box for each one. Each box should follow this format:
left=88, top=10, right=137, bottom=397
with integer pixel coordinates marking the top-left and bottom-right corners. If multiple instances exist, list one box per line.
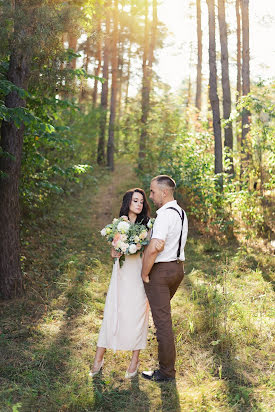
left=112, top=233, right=121, bottom=247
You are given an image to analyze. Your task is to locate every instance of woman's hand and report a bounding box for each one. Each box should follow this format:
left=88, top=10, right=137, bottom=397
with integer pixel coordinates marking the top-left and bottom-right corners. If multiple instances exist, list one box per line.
left=155, top=239, right=165, bottom=252
left=111, top=248, right=122, bottom=258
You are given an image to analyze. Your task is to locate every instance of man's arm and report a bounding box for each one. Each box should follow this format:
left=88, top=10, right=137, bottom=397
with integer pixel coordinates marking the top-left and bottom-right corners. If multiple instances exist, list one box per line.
left=141, top=238, right=162, bottom=283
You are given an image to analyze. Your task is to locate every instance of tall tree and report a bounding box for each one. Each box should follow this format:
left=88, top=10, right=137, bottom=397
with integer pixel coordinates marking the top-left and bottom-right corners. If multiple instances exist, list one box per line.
left=92, top=18, right=102, bottom=107
left=195, top=0, right=202, bottom=111
left=124, top=40, right=132, bottom=111
left=107, top=0, right=118, bottom=170
left=97, top=0, right=110, bottom=165
left=139, top=0, right=149, bottom=161
left=236, top=0, right=242, bottom=101
left=207, top=0, right=223, bottom=177
left=147, top=0, right=157, bottom=87
left=139, top=0, right=157, bottom=161
left=0, top=0, right=33, bottom=298
left=218, top=0, right=233, bottom=174
left=68, top=32, right=78, bottom=70
left=240, top=0, right=250, bottom=169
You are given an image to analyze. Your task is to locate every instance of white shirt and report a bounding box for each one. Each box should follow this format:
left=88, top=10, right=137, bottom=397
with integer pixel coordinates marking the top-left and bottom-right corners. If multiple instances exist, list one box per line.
left=151, top=200, right=188, bottom=262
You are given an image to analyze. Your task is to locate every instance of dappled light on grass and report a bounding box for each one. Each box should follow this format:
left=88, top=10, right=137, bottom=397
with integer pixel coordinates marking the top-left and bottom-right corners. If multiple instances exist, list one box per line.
left=1, top=161, right=274, bottom=411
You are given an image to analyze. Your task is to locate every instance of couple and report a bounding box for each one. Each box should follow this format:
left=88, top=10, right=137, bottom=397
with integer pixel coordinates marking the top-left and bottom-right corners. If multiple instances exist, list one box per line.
left=91, top=175, right=188, bottom=382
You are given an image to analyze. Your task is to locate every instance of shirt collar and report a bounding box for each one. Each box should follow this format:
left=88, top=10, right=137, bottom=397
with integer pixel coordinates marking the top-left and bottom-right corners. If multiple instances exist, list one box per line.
left=156, top=200, right=178, bottom=215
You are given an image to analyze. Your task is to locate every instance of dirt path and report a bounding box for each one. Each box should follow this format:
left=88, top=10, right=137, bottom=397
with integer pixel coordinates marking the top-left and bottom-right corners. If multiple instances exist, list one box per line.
left=90, top=160, right=142, bottom=229
left=1, top=160, right=274, bottom=412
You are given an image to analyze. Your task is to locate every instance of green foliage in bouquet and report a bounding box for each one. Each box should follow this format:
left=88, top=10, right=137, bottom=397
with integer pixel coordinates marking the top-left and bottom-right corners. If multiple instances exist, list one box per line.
left=100, top=217, right=155, bottom=266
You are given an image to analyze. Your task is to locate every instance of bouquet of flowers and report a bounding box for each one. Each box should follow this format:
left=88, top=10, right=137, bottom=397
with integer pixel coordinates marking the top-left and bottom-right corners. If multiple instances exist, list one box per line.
left=100, top=216, right=155, bottom=266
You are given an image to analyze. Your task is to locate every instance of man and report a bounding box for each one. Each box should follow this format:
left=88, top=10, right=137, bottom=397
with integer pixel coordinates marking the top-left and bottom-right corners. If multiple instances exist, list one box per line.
left=141, top=175, right=188, bottom=382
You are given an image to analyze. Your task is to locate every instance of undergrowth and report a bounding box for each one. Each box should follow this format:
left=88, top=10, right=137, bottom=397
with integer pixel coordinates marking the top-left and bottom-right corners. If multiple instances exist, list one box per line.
left=0, top=161, right=274, bottom=412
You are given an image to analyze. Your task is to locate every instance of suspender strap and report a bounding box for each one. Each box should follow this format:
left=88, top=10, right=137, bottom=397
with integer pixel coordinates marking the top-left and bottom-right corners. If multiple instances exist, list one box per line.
left=166, top=207, right=184, bottom=260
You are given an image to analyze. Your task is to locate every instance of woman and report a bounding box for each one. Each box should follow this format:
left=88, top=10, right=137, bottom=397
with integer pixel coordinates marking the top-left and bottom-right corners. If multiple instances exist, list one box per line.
left=91, top=188, right=163, bottom=378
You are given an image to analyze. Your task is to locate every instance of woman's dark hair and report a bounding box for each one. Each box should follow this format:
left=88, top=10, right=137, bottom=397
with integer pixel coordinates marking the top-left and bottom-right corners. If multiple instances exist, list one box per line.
left=119, top=188, right=150, bottom=224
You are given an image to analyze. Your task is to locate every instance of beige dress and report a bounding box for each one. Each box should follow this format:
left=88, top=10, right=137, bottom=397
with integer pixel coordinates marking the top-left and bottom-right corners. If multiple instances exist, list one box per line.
left=97, top=254, right=149, bottom=351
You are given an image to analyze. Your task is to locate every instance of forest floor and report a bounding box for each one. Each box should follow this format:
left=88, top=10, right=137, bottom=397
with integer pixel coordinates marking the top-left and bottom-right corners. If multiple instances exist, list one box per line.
left=0, top=159, right=274, bottom=412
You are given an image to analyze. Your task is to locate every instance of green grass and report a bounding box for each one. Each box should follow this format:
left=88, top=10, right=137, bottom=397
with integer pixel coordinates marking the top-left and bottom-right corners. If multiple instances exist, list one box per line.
left=0, top=161, right=274, bottom=411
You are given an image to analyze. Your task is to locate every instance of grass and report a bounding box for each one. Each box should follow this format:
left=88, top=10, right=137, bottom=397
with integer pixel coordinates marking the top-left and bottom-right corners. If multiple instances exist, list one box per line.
left=0, top=160, right=274, bottom=411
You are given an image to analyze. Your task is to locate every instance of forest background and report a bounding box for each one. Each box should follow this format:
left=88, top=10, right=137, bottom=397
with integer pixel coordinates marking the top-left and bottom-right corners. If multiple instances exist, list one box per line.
left=0, top=0, right=274, bottom=411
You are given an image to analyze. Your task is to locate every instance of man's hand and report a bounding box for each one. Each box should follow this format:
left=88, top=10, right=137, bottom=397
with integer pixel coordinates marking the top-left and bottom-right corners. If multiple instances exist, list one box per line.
left=141, top=238, right=164, bottom=283
left=155, top=239, right=165, bottom=252
left=142, top=275, right=150, bottom=283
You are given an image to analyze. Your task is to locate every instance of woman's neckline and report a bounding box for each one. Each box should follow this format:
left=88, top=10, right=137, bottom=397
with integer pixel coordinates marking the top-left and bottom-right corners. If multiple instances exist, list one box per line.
left=128, top=212, right=137, bottom=223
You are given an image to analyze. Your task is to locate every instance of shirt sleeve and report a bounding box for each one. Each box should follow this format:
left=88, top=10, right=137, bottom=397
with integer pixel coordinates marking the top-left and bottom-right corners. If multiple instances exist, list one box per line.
left=181, top=211, right=188, bottom=249
left=151, top=213, right=170, bottom=241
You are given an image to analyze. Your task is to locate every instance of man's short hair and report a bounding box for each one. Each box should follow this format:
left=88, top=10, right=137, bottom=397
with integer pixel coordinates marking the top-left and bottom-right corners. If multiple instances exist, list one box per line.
left=152, top=175, right=176, bottom=191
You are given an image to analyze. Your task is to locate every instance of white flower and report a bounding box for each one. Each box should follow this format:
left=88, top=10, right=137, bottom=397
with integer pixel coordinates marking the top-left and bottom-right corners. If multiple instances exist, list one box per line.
left=134, top=235, right=140, bottom=243
left=129, top=244, right=137, bottom=254
left=113, top=218, right=118, bottom=223
left=121, top=234, right=127, bottom=241
left=139, top=230, right=148, bottom=240
left=117, top=221, right=130, bottom=233
left=121, top=242, right=128, bottom=253
left=100, top=228, right=107, bottom=236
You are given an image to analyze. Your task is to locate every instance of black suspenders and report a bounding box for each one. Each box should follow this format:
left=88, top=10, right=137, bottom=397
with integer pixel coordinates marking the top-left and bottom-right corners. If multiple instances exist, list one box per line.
left=166, top=207, right=185, bottom=262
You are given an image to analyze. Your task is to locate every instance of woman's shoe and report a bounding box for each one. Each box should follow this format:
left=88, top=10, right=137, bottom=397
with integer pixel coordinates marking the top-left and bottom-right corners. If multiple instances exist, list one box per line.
left=125, top=362, right=140, bottom=379
left=89, top=358, right=104, bottom=377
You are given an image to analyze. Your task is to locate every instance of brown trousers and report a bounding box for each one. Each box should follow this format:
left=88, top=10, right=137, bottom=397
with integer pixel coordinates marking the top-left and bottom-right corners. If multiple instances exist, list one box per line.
left=143, top=261, right=184, bottom=378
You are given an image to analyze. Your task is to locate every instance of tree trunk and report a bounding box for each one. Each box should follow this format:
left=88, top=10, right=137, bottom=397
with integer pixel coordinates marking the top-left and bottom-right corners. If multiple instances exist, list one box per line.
left=124, top=40, right=132, bottom=112
left=80, top=36, right=91, bottom=101
left=195, top=0, right=202, bottom=111
left=218, top=0, right=233, bottom=175
left=68, top=32, right=78, bottom=70
left=207, top=0, right=223, bottom=177
left=107, top=0, right=118, bottom=170
left=241, top=0, right=250, bottom=168
left=147, top=0, right=157, bottom=87
left=92, top=19, right=102, bottom=107
left=236, top=0, right=242, bottom=101
left=139, top=0, right=150, bottom=161
left=0, top=1, right=31, bottom=299
left=116, top=38, right=125, bottom=150
left=97, top=0, right=110, bottom=165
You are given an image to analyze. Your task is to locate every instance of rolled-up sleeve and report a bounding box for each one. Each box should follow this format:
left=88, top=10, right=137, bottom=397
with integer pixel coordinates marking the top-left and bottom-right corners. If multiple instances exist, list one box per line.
left=151, top=214, right=169, bottom=241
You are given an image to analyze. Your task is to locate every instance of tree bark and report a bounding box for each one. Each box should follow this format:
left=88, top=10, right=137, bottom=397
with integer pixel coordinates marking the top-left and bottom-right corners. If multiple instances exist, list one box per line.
left=147, top=0, right=157, bottom=87
left=236, top=0, right=242, bottom=101
left=139, top=0, right=149, bottom=161
left=240, top=0, right=250, bottom=168
left=97, top=0, right=110, bottom=165
left=218, top=0, right=233, bottom=174
left=195, top=0, right=202, bottom=111
left=92, top=19, right=102, bottom=107
left=117, top=37, right=125, bottom=150
left=0, top=1, right=32, bottom=299
left=107, top=0, right=118, bottom=170
left=68, top=32, right=78, bottom=70
left=124, top=40, right=132, bottom=112
left=207, top=0, right=223, bottom=177
left=80, top=36, right=92, bottom=101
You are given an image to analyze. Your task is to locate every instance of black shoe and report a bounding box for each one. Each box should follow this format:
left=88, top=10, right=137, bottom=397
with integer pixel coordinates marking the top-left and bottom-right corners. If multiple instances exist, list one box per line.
left=141, top=369, right=175, bottom=382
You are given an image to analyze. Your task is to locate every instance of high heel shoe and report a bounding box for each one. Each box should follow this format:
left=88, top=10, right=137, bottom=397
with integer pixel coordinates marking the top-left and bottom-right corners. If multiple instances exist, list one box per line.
left=125, top=362, right=140, bottom=379
left=89, top=358, right=104, bottom=377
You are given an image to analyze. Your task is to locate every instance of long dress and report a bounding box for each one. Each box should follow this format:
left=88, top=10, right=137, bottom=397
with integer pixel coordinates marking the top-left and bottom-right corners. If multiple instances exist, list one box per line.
left=97, top=253, right=149, bottom=351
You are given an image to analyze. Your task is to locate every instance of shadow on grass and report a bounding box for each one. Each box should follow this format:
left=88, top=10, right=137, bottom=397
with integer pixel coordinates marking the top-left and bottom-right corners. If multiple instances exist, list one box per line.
left=181, top=237, right=263, bottom=412
left=91, top=374, right=150, bottom=412
left=160, top=380, right=181, bottom=412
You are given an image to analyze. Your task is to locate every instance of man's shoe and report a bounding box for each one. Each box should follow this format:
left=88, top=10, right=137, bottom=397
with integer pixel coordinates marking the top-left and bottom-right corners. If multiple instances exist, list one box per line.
left=141, top=369, right=174, bottom=382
